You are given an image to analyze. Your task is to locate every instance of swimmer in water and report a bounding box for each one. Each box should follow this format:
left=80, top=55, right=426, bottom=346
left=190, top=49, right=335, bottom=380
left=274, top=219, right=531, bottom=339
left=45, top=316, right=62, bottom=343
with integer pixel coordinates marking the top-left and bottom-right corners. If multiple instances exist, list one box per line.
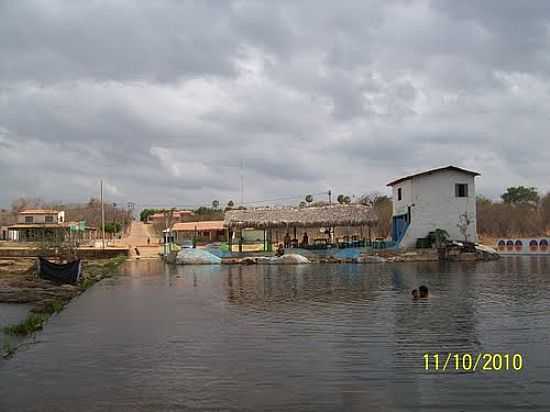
left=418, top=285, right=429, bottom=298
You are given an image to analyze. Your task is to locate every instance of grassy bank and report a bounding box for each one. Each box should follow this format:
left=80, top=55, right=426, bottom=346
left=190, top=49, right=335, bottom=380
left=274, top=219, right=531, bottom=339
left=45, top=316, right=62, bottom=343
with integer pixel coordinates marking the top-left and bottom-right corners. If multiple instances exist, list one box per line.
left=1, top=256, right=127, bottom=358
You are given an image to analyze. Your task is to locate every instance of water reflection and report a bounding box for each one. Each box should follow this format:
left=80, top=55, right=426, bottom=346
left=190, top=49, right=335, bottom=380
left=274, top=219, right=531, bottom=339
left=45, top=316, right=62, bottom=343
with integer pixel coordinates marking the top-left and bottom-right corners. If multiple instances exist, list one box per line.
left=1, top=258, right=550, bottom=411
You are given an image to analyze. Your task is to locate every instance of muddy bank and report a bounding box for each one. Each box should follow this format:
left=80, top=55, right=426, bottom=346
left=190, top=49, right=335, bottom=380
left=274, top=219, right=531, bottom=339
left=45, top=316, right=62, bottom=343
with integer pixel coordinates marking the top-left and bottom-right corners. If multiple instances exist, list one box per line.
left=0, top=258, right=126, bottom=308
left=1, top=256, right=126, bottom=357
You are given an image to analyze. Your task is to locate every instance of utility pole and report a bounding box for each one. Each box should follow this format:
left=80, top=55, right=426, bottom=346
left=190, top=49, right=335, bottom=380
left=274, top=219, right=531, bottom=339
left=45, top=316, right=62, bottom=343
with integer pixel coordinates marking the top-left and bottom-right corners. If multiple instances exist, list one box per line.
left=112, top=202, right=118, bottom=240
left=100, top=180, right=105, bottom=249
left=240, top=160, right=244, bottom=206
left=328, top=189, right=333, bottom=244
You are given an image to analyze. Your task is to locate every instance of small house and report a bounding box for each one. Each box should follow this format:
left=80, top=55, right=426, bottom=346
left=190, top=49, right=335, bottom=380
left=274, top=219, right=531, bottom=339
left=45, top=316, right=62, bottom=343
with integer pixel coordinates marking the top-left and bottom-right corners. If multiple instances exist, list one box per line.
left=8, top=209, right=68, bottom=242
left=172, top=221, right=225, bottom=244
left=387, top=166, right=479, bottom=248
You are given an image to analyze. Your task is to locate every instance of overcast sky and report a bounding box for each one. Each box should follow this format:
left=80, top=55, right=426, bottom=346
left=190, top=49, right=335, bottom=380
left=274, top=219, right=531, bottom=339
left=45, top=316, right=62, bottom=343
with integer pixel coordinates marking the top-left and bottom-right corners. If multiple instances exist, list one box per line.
left=1, top=0, right=550, bottom=209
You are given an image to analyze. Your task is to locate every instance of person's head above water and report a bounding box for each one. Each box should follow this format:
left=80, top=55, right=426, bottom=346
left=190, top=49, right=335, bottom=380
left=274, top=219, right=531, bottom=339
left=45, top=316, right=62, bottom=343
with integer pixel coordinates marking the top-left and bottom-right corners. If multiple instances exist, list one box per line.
left=411, top=289, right=418, bottom=299
left=418, top=285, right=429, bottom=298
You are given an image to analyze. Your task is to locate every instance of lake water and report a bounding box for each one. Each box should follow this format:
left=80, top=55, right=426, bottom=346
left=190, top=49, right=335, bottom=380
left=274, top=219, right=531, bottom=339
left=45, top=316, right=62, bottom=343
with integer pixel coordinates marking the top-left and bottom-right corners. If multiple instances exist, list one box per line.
left=2, top=257, right=550, bottom=411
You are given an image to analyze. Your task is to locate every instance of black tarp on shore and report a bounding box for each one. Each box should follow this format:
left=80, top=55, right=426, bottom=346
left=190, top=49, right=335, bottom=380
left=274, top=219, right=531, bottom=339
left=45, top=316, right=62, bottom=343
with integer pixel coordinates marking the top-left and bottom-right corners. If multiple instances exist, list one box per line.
left=38, top=257, right=82, bottom=284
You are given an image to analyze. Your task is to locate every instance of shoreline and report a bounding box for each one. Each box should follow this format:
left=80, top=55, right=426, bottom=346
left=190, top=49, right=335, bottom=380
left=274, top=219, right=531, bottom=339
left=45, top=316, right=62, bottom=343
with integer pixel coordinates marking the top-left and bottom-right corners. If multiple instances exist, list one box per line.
left=170, top=244, right=500, bottom=265
left=1, top=256, right=127, bottom=358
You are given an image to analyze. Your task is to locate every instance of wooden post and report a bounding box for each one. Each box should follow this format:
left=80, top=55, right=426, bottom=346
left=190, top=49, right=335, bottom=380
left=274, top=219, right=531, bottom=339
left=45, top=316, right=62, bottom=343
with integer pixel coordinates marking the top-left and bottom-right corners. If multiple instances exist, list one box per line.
left=267, top=229, right=273, bottom=252
left=238, top=229, right=243, bottom=253
left=368, top=224, right=372, bottom=244
left=228, top=228, right=233, bottom=252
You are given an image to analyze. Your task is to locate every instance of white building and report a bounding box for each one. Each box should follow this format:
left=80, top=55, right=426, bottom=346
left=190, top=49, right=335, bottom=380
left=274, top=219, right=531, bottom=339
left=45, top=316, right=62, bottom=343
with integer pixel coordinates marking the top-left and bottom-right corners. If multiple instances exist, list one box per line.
left=15, top=209, right=65, bottom=224
left=387, top=166, right=479, bottom=248
left=9, top=209, right=67, bottom=242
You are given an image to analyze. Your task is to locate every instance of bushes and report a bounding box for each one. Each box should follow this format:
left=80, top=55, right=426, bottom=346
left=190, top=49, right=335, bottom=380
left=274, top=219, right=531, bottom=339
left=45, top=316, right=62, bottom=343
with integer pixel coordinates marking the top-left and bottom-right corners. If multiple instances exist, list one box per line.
left=477, top=197, right=545, bottom=237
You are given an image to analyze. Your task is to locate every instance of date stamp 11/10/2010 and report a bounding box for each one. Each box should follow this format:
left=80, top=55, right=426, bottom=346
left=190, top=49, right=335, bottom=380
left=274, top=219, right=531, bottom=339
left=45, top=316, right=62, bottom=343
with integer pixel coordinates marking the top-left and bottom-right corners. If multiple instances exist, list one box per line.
left=423, top=353, right=524, bottom=372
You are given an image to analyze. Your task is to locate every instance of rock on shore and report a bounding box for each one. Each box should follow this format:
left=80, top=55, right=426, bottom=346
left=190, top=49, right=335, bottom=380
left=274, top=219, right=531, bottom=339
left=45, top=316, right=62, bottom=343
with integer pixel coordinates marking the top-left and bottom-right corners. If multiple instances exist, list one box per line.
left=260, top=254, right=311, bottom=264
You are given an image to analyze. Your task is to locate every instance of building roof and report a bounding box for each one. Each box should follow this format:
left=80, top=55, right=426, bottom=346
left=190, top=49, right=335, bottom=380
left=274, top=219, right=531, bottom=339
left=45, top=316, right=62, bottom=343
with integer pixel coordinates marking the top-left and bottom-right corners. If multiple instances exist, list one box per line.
left=386, top=165, right=481, bottom=187
left=18, top=209, right=60, bottom=214
left=224, top=204, right=377, bottom=230
left=172, top=221, right=225, bottom=232
left=8, top=223, right=69, bottom=229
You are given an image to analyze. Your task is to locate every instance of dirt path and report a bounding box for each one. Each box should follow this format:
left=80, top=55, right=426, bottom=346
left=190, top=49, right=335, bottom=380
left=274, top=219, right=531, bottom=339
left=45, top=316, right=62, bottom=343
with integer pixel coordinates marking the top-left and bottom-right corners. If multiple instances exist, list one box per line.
left=119, top=222, right=161, bottom=258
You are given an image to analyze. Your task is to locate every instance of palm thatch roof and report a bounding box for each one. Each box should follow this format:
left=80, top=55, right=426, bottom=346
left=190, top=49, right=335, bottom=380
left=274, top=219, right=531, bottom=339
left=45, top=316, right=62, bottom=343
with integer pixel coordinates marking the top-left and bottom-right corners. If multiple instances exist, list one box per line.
left=224, top=204, right=377, bottom=229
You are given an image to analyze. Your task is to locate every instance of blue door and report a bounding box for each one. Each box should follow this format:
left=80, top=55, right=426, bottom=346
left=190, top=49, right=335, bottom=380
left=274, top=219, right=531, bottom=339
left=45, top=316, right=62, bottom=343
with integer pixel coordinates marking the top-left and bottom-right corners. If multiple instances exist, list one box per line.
left=391, top=214, right=409, bottom=243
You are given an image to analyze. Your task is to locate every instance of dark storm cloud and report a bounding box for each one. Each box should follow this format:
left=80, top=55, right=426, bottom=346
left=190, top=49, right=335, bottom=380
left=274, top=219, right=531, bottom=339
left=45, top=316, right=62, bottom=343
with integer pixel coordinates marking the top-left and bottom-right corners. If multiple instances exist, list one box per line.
left=1, top=0, right=550, bottom=208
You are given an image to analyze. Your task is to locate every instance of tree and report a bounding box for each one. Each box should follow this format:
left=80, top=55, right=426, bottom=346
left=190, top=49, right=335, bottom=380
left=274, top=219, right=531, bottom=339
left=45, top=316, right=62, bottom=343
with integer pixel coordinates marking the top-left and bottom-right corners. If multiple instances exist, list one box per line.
left=432, top=228, right=449, bottom=249
left=191, top=206, right=224, bottom=221
left=104, top=222, right=122, bottom=234
left=299, top=201, right=307, bottom=208
left=226, top=200, right=235, bottom=209
left=140, top=208, right=162, bottom=222
left=11, top=197, right=46, bottom=212
left=542, top=193, right=550, bottom=231
left=501, top=186, right=540, bottom=205
left=305, top=194, right=313, bottom=206
left=212, top=200, right=220, bottom=210
left=343, top=196, right=351, bottom=204
left=457, top=212, right=472, bottom=242
left=337, top=194, right=345, bottom=204
left=359, top=192, right=393, bottom=238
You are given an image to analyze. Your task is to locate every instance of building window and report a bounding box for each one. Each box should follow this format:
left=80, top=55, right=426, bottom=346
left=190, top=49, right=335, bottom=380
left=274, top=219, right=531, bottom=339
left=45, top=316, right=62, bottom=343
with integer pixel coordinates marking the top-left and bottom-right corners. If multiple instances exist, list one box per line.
left=45, top=215, right=54, bottom=223
left=455, top=183, right=468, bottom=198
left=25, top=216, right=33, bottom=224
left=397, top=188, right=402, bottom=201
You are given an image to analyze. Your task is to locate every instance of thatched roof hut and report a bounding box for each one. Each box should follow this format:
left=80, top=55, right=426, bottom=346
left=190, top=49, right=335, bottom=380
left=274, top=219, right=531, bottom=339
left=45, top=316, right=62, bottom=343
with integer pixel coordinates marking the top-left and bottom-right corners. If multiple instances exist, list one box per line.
left=224, top=204, right=377, bottom=230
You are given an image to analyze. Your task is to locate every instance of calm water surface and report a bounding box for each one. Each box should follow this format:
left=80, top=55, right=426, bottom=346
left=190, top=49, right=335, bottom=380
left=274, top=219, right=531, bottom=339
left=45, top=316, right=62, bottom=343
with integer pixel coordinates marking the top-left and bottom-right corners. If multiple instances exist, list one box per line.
left=2, top=257, right=550, bottom=411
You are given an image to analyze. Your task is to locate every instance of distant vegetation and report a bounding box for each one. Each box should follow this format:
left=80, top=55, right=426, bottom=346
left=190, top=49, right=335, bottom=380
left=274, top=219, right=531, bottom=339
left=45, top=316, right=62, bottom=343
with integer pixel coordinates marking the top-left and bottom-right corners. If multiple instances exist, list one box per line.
left=359, top=192, right=393, bottom=238
left=477, top=186, right=550, bottom=238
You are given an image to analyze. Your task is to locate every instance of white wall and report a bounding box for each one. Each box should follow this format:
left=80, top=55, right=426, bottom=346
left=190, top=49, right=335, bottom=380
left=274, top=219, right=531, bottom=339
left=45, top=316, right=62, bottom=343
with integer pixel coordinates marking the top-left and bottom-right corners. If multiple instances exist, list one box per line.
left=392, top=170, right=478, bottom=248
left=392, top=179, right=413, bottom=216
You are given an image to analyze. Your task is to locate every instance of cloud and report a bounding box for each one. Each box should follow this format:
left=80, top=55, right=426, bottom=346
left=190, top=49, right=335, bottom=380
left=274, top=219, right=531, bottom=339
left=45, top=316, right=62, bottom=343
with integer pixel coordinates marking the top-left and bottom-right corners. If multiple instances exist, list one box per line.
left=1, top=0, right=550, bottom=209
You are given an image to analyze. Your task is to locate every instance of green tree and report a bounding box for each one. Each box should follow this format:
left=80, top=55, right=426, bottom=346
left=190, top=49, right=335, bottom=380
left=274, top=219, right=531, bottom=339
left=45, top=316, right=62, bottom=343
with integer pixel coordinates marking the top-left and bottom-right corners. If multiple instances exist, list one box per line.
left=299, top=201, right=307, bottom=208
left=140, top=208, right=162, bottom=222
left=212, top=200, right=220, bottom=209
left=433, top=228, right=449, bottom=248
left=226, top=200, right=235, bottom=210
left=305, top=194, right=313, bottom=205
left=104, top=222, right=122, bottom=233
left=337, top=194, right=345, bottom=204
left=501, top=186, right=539, bottom=205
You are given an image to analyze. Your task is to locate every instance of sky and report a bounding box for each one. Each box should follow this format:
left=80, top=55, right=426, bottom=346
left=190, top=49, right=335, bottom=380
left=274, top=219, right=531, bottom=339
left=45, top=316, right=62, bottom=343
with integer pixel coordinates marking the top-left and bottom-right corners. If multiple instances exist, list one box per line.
left=1, top=0, right=550, bottom=209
